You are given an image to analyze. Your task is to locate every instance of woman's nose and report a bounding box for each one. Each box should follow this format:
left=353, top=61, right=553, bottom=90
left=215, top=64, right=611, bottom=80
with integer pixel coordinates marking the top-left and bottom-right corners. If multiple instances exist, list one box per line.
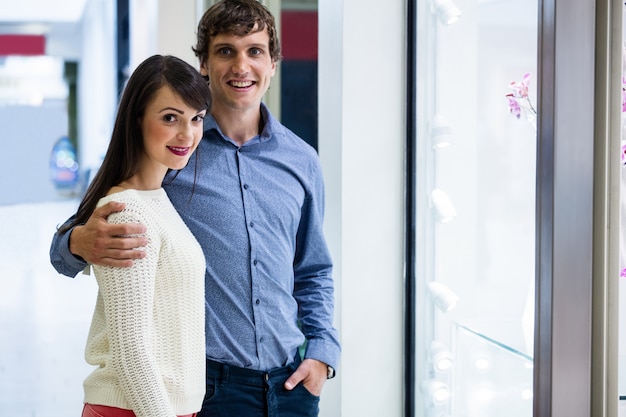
left=178, top=123, right=194, bottom=140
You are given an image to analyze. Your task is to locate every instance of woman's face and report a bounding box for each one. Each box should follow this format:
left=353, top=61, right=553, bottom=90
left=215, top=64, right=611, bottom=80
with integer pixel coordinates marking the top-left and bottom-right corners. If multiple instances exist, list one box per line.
left=140, top=85, right=206, bottom=174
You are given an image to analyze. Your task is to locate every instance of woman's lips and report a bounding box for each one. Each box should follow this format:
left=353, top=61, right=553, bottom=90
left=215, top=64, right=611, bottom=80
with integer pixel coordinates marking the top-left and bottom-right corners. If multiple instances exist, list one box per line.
left=167, top=146, right=190, bottom=156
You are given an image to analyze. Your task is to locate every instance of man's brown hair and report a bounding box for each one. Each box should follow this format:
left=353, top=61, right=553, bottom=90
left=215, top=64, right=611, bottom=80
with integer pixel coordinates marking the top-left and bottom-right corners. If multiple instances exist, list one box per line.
left=192, top=0, right=282, bottom=69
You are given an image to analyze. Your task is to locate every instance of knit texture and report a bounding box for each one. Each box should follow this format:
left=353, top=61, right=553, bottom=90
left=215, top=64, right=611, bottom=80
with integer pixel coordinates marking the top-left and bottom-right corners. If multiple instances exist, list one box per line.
left=83, top=189, right=206, bottom=417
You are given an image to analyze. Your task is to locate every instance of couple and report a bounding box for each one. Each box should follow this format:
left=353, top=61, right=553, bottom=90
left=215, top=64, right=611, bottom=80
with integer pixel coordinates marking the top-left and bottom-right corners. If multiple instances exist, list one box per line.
left=50, top=1, right=340, bottom=416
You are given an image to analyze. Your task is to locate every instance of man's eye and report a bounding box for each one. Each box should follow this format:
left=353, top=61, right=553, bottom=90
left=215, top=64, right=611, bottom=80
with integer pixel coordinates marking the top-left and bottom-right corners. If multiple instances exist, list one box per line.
left=249, top=48, right=262, bottom=56
left=218, top=48, right=232, bottom=56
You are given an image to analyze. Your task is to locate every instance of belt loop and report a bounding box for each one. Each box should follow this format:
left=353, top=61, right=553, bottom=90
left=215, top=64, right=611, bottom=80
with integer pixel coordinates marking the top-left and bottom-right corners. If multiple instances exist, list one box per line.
left=221, top=364, right=230, bottom=383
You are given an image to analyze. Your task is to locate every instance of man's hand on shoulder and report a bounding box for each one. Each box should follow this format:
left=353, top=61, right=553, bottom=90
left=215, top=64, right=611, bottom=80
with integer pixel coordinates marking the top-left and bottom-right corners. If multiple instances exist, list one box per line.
left=69, top=201, right=148, bottom=267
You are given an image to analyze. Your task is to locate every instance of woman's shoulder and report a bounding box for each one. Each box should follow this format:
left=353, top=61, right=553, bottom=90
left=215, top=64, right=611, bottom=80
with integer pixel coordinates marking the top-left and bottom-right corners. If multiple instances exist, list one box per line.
left=97, top=189, right=168, bottom=225
left=97, top=188, right=166, bottom=207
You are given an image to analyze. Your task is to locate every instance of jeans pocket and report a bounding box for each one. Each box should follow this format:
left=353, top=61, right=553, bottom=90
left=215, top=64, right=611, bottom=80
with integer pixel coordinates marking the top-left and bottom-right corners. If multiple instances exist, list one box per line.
left=295, top=381, right=321, bottom=400
left=202, top=378, right=218, bottom=404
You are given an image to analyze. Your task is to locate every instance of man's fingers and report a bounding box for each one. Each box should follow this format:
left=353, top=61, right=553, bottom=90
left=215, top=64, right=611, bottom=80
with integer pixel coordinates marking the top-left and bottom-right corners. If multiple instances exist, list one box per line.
left=105, top=247, right=146, bottom=260
left=100, top=257, right=136, bottom=268
left=93, top=201, right=126, bottom=219
left=93, top=203, right=147, bottom=237
left=90, top=235, right=147, bottom=268
left=99, top=226, right=148, bottom=244
left=70, top=200, right=147, bottom=266
left=85, top=244, right=146, bottom=268
left=284, top=359, right=327, bottom=395
left=284, top=368, right=305, bottom=391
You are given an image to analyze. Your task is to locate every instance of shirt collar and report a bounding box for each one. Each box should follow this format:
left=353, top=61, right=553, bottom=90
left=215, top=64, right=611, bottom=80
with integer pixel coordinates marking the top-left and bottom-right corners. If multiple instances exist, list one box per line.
left=203, top=103, right=286, bottom=145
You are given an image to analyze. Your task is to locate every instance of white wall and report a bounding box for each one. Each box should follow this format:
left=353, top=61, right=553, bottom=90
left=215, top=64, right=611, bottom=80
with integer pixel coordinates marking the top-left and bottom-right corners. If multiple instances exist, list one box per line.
left=0, top=101, right=69, bottom=205
left=319, top=0, right=406, bottom=416
left=129, top=0, right=199, bottom=71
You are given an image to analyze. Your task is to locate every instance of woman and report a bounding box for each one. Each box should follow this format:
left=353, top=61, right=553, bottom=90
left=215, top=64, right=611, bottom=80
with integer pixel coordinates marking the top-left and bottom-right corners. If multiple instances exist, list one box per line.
left=57, top=55, right=211, bottom=417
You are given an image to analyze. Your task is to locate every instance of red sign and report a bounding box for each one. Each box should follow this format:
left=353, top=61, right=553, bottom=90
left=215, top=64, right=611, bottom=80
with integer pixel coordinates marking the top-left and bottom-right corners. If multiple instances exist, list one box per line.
left=0, top=35, right=46, bottom=55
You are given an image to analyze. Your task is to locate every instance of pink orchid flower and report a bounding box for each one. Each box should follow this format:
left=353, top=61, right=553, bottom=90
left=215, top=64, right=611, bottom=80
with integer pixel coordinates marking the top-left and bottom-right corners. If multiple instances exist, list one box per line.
left=505, top=73, right=536, bottom=125
left=506, top=94, right=521, bottom=119
left=509, top=73, right=531, bottom=99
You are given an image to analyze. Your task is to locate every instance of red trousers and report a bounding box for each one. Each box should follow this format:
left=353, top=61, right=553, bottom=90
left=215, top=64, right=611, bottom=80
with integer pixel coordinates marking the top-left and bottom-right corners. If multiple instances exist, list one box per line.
left=82, top=403, right=196, bottom=417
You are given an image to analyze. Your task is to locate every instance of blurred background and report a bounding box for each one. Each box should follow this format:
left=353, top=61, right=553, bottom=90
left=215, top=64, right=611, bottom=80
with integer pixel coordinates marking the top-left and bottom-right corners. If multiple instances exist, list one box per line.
left=0, top=1, right=321, bottom=415
left=1, top=1, right=623, bottom=417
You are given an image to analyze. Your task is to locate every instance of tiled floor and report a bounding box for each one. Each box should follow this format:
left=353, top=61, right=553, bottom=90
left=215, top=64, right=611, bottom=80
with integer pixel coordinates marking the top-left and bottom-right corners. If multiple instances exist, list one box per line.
left=0, top=199, right=98, bottom=417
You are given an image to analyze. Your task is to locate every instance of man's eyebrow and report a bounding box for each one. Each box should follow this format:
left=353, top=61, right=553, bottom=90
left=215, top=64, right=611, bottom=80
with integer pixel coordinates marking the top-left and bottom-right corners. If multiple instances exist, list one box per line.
left=212, top=42, right=267, bottom=49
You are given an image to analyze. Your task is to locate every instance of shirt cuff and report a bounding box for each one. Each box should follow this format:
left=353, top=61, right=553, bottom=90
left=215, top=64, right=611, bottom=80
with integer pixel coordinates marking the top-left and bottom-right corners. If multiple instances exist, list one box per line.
left=303, top=337, right=341, bottom=372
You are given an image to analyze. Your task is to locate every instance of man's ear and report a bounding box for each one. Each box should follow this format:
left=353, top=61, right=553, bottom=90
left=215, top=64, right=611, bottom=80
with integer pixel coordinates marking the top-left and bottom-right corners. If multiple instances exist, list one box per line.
left=200, top=61, right=209, bottom=77
left=270, top=60, right=277, bottom=77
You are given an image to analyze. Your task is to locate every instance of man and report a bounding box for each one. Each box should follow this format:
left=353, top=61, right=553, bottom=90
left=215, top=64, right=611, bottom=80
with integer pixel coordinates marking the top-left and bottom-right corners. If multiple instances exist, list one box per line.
left=49, top=1, right=340, bottom=416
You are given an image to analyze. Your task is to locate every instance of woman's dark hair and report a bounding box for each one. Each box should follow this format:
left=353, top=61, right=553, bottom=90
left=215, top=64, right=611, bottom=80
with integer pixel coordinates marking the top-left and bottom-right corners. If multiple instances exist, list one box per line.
left=192, top=0, right=282, bottom=71
left=57, top=54, right=211, bottom=235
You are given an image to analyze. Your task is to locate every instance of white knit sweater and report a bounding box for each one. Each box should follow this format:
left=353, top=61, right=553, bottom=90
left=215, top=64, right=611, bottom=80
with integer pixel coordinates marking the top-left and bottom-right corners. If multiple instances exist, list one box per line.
left=83, top=189, right=206, bottom=417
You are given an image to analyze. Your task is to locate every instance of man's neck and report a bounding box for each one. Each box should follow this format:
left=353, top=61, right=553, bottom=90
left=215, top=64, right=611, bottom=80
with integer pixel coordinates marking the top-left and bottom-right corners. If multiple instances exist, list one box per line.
left=212, top=105, right=263, bottom=147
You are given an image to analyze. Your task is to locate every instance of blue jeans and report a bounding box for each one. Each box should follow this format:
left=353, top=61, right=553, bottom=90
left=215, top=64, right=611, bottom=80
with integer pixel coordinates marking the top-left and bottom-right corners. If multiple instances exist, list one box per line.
left=197, top=357, right=320, bottom=417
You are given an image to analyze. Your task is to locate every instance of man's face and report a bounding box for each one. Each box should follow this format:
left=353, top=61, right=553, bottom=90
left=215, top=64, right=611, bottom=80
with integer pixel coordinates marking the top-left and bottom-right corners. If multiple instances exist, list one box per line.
left=201, top=28, right=276, bottom=114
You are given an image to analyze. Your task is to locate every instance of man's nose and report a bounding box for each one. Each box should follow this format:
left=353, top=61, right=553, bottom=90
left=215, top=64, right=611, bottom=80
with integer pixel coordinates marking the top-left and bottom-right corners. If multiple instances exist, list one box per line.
left=232, top=53, right=250, bottom=74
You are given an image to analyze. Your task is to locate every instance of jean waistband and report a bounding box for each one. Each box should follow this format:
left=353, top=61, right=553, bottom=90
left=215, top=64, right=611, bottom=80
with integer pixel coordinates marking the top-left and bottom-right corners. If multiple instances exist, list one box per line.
left=206, top=357, right=300, bottom=387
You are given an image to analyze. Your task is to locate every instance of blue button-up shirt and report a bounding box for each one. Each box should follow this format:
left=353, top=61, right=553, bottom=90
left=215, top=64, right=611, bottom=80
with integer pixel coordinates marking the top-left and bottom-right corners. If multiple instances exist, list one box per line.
left=50, top=104, right=340, bottom=372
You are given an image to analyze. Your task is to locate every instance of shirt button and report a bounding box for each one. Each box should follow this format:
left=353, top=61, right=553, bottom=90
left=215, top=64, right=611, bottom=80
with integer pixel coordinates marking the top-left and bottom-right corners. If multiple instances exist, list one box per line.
left=243, top=184, right=249, bottom=190
left=256, top=299, right=260, bottom=305
left=253, top=260, right=258, bottom=266
left=250, top=222, right=254, bottom=227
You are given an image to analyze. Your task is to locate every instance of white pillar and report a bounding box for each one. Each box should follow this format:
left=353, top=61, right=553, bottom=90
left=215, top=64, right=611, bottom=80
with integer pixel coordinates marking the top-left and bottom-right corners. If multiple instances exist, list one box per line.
left=129, top=0, right=201, bottom=71
left=318, top=0, right=406, bottom=416
left=77, top=0, right=116, bottom=176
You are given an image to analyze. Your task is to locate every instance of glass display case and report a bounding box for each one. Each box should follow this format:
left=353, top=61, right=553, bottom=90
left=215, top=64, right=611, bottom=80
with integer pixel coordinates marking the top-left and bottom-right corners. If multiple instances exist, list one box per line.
left=413, top=0, right=538, bottom=415
left=451, top=321, right=533, bottom=417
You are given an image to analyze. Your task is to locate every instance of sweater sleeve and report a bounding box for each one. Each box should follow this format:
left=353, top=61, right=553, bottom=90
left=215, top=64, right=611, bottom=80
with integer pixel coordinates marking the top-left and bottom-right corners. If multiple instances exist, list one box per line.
left=92, top=201, right=176, bottom=417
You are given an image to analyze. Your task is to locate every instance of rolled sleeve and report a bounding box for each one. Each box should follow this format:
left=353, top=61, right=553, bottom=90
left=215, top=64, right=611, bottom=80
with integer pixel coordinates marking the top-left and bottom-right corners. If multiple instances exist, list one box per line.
left=50, top=220, right=88, bottom=278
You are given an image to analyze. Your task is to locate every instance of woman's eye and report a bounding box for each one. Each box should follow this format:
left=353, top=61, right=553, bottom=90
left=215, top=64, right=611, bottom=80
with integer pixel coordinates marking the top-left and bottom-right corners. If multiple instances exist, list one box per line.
left=163, top=114, right=177, bottom=122
left=192, top=114, right=205, bottom=122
